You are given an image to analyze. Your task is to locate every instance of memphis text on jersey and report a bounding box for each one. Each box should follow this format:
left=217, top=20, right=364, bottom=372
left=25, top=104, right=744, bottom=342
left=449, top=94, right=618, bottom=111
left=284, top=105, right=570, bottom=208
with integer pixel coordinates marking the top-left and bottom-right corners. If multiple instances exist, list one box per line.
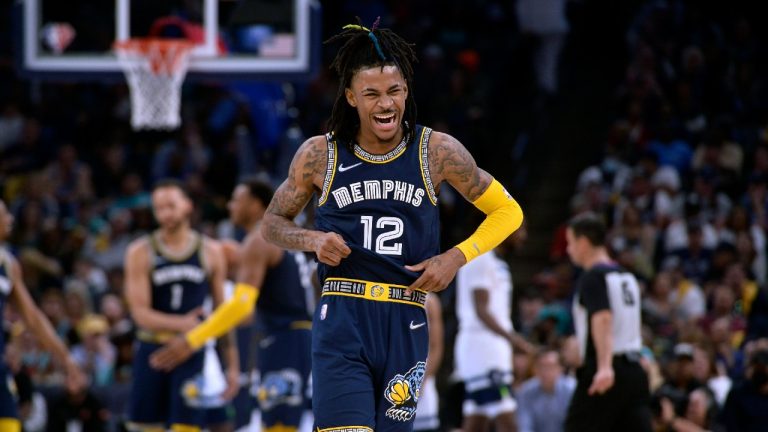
left=330, top=179, right=426, bottom=209
left=152, top=264, right=206, bottom=286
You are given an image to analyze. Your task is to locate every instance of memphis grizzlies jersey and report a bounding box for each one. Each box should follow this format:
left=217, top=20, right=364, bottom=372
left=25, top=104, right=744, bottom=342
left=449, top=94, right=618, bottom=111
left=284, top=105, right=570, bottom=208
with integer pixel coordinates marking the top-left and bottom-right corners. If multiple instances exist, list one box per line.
left=257, top=250, right=315, bottom=331
left=149, top=232, right=210, bottom=315
left=315, top=125, right=440, bottom=285
left=573, top=264, right=642, bottom=366
left=0, top=249, right=12, bottom=354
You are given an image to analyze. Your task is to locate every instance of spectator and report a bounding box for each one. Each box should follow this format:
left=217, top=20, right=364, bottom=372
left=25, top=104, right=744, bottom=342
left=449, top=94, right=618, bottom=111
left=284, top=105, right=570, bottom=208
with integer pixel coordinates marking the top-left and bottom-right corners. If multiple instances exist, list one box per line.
left=517, top=349, right=575, bottom=432
left=698, top=284, right=746, bottom=347
left=70, top=314, right=116, bottom=387
left=659, top=387, right=725, bottom=432
left=659, top=343, right=702, bottom=396
left=722, top=263, right=768, bottom=341
left=43, top=144, right=94, bottom=217
left=667, top=264, right=707, bottom=323
left=691, top=345, right=732, bottom=407
left=668, top=222, right=713, bottom=285
left=46, top=370, right=109, bottom=432
left=722, top=346, right=768, bottom=432
left=39, top=288, right=73, bottom=341
left=642, top=271, right=678, bottom=337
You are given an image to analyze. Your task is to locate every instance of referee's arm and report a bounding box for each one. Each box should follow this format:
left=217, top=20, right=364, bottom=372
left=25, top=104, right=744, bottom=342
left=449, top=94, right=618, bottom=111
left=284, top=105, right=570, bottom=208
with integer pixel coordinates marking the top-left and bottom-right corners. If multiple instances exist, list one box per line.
left=589, top=310, right=615, bottom=395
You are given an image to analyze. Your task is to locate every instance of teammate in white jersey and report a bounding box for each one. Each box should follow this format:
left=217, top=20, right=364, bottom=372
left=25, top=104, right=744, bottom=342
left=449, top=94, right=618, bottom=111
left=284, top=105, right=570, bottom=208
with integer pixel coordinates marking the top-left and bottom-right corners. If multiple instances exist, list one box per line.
left=564, top=213, right=651, bottom=432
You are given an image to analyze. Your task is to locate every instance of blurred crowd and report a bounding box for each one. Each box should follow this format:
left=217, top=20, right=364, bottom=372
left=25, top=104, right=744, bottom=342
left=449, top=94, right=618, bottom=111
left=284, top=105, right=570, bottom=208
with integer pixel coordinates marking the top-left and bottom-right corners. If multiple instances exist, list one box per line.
left=521, top=1, right=768, bottom=431
left=0, top=0, right=766, bottom=431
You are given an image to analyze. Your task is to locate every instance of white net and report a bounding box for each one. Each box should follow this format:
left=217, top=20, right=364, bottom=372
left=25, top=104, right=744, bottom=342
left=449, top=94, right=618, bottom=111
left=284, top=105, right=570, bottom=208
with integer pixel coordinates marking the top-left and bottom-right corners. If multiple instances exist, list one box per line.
left=114, top=38, right=194, bottom=130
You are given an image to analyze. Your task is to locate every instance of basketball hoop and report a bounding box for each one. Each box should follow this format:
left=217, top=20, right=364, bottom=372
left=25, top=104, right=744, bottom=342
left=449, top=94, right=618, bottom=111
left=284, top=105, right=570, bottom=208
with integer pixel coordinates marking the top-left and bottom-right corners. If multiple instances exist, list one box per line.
left=114, top=38, right=194, bottom=130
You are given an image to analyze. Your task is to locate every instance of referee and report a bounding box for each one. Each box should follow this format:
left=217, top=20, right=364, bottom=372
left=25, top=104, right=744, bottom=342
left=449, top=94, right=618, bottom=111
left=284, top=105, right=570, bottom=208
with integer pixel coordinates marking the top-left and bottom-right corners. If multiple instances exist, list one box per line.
left=564, top=213, right=651, bottom=432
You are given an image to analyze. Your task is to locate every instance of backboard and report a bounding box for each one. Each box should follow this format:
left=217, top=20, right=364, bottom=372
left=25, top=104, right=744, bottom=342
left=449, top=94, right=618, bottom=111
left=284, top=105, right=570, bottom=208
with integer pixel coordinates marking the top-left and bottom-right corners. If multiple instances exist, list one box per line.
left=16, top=0, right=321, bottom=81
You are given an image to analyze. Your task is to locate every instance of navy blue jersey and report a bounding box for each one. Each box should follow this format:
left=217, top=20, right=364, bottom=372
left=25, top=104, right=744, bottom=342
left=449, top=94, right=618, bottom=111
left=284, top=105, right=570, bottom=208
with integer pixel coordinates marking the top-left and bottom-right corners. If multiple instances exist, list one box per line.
left=315, top=125, right=440, bottom=286
left=0, top=249, right=11, bottom=354
left=256, top=250, right=315, bottom=331
left=149, top=232, right=210, bottom=315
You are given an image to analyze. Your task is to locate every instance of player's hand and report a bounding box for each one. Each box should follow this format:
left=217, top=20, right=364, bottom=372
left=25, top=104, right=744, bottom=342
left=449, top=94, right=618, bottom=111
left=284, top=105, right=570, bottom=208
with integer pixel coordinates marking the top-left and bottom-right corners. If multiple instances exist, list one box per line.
left=405, top=248, right=466, bottom=293
left=588, top=367, right=615, bottom=395
left=222, top=367, right=240, bottom=401
left=660, top=397, right=676, bottom=424
left=178, top=307, right=205, bottom=332
left=149, top=335, right=194, bottom=371
left=313, top=232, right=351, bottom=266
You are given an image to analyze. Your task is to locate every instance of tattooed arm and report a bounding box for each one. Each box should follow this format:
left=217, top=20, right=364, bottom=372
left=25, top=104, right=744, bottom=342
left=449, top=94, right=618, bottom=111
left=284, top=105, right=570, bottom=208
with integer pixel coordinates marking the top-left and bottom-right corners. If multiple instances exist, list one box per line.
left=261, top=136, right=351, bottom=266
left=407, top=132, right=522, bottom=292
left=428, top=132, right=493, bottom=200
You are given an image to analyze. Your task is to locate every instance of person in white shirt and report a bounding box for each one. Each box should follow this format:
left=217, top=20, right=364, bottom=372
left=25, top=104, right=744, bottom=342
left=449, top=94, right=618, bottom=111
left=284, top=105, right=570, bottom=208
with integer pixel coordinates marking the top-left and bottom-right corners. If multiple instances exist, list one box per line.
left=455, top=238, right=525, bottom=432
left=413, top=294, right=444, bottom=432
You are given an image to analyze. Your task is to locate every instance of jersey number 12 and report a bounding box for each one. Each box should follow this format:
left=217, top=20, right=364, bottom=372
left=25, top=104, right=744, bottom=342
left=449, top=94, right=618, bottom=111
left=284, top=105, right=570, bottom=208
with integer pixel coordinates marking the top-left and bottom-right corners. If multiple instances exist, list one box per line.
left=360, top=216, right=403, bottom=255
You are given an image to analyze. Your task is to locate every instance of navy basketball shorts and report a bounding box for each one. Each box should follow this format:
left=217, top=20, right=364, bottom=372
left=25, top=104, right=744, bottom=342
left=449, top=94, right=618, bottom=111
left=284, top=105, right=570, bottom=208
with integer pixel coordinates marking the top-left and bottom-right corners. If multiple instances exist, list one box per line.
left=462, top=370, right=516, bottom=418
left=128, top=340, right=206, bottom=427
left=203, top=405, right=234, bottom=427
left=312, top=280, right=429, bottom=432
left=233, top=324, right=256, bottom=429
left=0, top=363, right=18, bottom=420
left=257, top=324, right=312, bottom=432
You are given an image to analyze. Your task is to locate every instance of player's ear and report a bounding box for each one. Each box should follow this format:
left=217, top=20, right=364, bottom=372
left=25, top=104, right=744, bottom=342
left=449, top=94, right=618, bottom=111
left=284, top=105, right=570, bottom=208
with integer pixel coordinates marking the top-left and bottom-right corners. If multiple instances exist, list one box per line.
left=345, top=88, right=357, bottom=107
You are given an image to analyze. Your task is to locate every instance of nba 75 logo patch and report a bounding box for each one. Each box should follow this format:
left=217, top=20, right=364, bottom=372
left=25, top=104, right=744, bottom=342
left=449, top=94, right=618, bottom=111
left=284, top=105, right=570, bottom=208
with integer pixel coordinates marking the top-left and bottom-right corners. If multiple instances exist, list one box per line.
left=384, top=361, right=426, bottom=421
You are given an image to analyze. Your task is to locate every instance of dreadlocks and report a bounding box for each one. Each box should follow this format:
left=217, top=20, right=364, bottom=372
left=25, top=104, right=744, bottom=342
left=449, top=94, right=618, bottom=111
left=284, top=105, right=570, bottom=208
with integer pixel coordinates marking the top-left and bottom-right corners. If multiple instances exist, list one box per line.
left=325, top=17, right=418, bottom=147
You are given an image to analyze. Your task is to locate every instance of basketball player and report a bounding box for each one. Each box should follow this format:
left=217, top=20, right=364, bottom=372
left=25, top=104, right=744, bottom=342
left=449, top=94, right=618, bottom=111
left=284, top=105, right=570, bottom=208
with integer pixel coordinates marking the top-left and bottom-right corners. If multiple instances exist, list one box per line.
left=260, top=19, right=524, bottom=432
left=228, top=178, right=314, bottom=432
left=124, top=179, right=234, bottom=432
left=564, top=213, right=651, bottom=432
left=454, top=240, right=520, bottom=432
left=0, top=199, right=85, bottom=432
left=150, top=178, right=315, bottom=432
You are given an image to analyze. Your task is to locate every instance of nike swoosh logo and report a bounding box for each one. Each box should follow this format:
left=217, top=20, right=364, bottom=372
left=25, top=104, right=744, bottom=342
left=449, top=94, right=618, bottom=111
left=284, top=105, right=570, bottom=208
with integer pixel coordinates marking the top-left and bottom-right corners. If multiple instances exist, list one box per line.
left=338, top=162, right=363, bottom=172
left=409, top=321, right=426, bottom=330
left=259, top=336, right=276, bottom=348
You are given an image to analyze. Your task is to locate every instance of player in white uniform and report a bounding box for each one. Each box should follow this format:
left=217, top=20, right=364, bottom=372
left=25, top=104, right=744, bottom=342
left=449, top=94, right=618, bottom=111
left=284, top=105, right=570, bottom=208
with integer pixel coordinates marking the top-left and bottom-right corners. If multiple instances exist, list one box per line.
left=414, top=293, right=444, bottom=432
left=455, top=246, right=518, bottom=432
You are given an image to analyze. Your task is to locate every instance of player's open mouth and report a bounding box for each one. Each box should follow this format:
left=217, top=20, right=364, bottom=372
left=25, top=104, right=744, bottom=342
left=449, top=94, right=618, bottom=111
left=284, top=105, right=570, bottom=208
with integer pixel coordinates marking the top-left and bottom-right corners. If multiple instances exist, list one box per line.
left=373, top=112, right=397, bottom=125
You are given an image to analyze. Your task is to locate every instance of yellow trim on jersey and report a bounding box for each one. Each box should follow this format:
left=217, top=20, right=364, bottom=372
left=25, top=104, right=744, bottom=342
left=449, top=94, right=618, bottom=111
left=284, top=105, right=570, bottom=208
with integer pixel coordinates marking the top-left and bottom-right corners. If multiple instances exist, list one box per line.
left=185, top=282, right=258, bottom=350
left=290, top=320, right=313, bottom=330
left=317, top=426, right=373, bottom=432
left=150, top=231, right=202, bottom=263
left=263, top=423, right=298, bottom=432
left=318, top=137, right=338, bottom=207
left=125, top=422, right=165, bottom=432
left=417, top=127, right=438, bottom=205
left=136, top=329, right=178, bottom=344
left=322, top=277, right=427, bottom=308
left=455, top=178, right=524, bottom=262
left=170, top=424, right=201, bottom=432
left=0, top=418, right=21, bottom=432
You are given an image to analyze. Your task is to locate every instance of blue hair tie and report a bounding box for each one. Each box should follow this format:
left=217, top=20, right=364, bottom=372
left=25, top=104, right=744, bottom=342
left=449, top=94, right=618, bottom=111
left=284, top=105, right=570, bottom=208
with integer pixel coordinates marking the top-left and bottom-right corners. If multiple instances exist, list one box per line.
left=368, top=32, right=386, bottom=61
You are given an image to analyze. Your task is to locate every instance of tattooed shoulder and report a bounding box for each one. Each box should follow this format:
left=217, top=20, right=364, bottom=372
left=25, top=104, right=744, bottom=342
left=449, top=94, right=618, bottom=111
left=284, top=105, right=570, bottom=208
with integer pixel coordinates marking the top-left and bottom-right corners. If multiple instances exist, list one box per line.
left=265, top=135, right=328, bottom=220
left=427, top=131, right=491, bottom=201
left=292, top=135, right=329, bottom=189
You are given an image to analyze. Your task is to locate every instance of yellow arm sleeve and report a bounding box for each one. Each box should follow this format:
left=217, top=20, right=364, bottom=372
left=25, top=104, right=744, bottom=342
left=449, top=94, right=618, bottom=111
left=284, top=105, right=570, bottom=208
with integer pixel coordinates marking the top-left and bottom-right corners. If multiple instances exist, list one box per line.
left=185, top=282, right=259, bottom=350
left=454, top=179, right=524, bottom=262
